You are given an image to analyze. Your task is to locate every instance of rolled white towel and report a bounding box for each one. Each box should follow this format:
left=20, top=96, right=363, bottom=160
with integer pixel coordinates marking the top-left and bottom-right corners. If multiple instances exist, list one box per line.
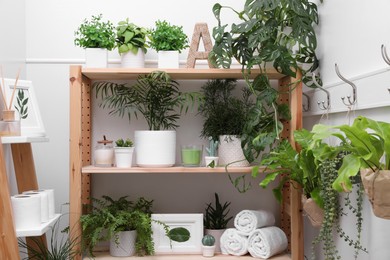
left=234, top=210, right=275, bottom=234
left=247, top=226, right=288, bottom=259
left=220, top=228, right=248, bottom=256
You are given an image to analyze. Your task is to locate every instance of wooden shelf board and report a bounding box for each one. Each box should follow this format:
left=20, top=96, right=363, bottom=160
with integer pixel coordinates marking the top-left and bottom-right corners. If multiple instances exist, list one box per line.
left=81, top=68, right=286, bottom=81
left=16, top=214, right=61, bottom=237
left=82, top=165, right=262, bottom=174
left=1, top=136, right=49, bottom=144
left=86, top=252, right=291, bottom=260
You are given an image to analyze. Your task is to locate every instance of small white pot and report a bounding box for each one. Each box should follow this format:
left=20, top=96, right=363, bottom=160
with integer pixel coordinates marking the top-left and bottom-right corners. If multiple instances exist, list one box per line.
left=218, top=135, right=249, bottom=167
left=135, top=130, right=176, bottom=167
left=85, top=48, right=108, bottom=68
left=205, top=156, right=219, bottom=168
left=121, top=50, right=145, bottom=68
left=114, top=147, right=135, bottom=168
left=109, top=230, right=137, bottom=257
left=158, top=50, right=179, bottom=68
left=205, top=229, right=225, bottom=253
left=202, top=245, right=216, bottom=257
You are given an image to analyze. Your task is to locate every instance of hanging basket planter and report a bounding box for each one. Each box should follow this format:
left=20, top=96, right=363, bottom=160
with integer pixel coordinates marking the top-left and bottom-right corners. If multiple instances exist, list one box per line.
left=302, top=196, right=324, bottom=227
left=361, top=169, right=390, bottom=219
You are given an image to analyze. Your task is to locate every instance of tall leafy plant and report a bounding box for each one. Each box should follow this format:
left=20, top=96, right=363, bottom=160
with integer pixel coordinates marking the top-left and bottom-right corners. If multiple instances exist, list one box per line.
left=204, top=193, right=233, bottom=230
left=209, top=0, right=321, bottom=161
left=94, top=71, right=199, bottom=131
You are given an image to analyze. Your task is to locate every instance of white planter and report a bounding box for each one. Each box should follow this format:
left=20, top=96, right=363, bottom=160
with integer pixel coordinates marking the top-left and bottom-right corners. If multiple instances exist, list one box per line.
left=121, top=50, right=145, bottom=68
left=85, top=48, right=108, bottom=68
left=114, top=147, right=135, bottom=168
left=109, top=230, right=137, bottom=257
left=218, top=135, right=249, bottom=167
left=202, top=245, right=216, bottom=257
left=205, top=229, right=225, bottom=253
left=135, top=130, right=176, bottom=167
left=205, top=156, right=219, bottom=168
left=158, top=50, right=179, bottom=68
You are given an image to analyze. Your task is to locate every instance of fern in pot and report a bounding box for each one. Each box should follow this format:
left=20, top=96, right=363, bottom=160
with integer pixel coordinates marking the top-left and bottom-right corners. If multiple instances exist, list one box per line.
left=94, top=71, right=199, bottom=167
left=204, top=193, right=233, bottom=253
left=198, top=79, right=253, bottom=166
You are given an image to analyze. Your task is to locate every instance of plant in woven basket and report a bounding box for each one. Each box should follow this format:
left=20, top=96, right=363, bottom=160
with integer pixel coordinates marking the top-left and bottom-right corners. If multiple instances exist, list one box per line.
left=204, top=193, right=233, bottom=230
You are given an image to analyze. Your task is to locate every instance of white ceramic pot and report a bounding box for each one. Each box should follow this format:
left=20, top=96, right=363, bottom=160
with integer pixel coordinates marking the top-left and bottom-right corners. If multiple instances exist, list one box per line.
left=205, top=156, right=219, bottom=168
left=135, top=130, right=176, bottom=167
left=158, top=50, right=179, bottom=68
left=114, top=147, right=135, bottom=168
left=85, top=48, right=108, bottom=68
left=218, top=135, right=249, bottom=167
left=109, top=230, right=137, bottom=257
left=121, top=50, right=145, bottom=68
left=205, top=229, right=225, bottom=253
left=202, top=245, right=216, bottom=257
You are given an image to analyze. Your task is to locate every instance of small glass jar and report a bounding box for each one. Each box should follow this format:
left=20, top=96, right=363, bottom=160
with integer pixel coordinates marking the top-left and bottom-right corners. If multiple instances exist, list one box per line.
left=94, top=139, right=114, bottom=167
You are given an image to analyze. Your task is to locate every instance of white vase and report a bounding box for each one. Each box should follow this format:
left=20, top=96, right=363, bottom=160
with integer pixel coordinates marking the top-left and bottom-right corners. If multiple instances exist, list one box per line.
left=114, top=147, right=135, bottom=168
left=158, top=50, right=179, bottom=68
left=135, top=130, right=176, bottom=167
left=121, top=50, right=145, bottom=68
left=202, top=245, right=216, bottom=257
left=205, top=156, right=219, bottom=168
left=218, top=135, right=249, bottom=167
left=109, top=230, right=137, bottom=257
left=85, top=48, right=108, bottom=68
left=205, top=229, right=225, bottom=253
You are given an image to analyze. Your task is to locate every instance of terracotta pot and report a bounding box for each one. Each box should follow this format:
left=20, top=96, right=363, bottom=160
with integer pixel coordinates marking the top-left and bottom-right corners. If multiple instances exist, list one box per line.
left=361, top=169, right=390, bottom=219
left=302, top=196, right=324, bottom=227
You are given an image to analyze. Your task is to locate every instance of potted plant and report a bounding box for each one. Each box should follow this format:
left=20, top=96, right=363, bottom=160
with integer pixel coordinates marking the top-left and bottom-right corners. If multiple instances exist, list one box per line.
left=114, top=138, right=134, bottom=168
left=205, top=137, right=219, bottom=168
left=202, top=234, right=216, bottom=257
left=94, top=71, right=199, bottom=167
left=74, top=14, right=115, bottom=68
left=116, top=19, right=149, bottom=68
left=208, top=1, right=321, bottom=164
left=198, top=79, right=253, bottom=166
left=80, top=196, right=159, bottom=257
left=204, top=193, right=232, bottom=253
left=149, top=20, right=189, bottom=68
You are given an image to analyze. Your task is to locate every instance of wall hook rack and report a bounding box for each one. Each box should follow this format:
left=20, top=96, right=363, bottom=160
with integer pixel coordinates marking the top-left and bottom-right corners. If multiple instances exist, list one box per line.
left=335, top=63, right=357, bottom=106
left=303, top=93, right=310, bottom=112
left=312, top=73, right=330, bottom=110
left=381, top=44, right=390, bottom=66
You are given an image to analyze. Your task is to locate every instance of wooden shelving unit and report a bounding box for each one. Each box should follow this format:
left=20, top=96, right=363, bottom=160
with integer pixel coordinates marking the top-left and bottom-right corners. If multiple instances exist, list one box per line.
left=0, top=136, right=52, bottom=260
left=69, top=66, right=303, bottom=260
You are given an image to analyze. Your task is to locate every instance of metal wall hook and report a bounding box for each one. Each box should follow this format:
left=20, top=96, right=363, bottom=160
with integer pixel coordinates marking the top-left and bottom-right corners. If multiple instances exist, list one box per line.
left=381, top=44, right=390, bottom=65
left=303, top=93, right=310, bottom=112
left=312, top=73, right=330, bottom=110
left=335, top=63, right=357, bottom=106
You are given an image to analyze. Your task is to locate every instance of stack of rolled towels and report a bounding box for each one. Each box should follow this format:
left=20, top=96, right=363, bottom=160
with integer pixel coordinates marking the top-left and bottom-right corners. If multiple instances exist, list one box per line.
left=220, top=209, right=288, bottom=259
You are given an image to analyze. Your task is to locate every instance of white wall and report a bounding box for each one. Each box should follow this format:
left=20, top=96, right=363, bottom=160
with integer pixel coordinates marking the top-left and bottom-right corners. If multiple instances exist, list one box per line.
left=22, top=0, right=390, bottom=259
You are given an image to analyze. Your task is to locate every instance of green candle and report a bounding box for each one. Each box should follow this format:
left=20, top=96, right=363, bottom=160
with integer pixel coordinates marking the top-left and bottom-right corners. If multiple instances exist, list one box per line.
left=182, top=145, right=202, bottom=166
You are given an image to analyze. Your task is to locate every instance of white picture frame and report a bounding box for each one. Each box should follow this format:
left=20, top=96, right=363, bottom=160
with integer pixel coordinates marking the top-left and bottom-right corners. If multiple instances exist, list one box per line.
left=151, top=213, right=203, bottom=254
left=2, top=78, right=45, bottom=137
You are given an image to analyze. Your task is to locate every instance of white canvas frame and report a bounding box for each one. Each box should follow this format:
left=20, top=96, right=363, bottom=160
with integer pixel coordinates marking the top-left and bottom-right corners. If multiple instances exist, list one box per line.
left=2, top=78, right=45, bottom=137
left=151, top=213, right=203, bottom=254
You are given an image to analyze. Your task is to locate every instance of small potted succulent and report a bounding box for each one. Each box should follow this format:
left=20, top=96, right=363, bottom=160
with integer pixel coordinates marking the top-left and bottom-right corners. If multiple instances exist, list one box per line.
left=116, top=19, right=149, bottom=68
left=114, top=138, right=134, bottom=168
left=205, top=137, right=218, bottom=168
left=202, top=234, right=216, bottom=257
left=149, top=20, right=189, bottom=68
left=74, top=14, right=115, bottom=68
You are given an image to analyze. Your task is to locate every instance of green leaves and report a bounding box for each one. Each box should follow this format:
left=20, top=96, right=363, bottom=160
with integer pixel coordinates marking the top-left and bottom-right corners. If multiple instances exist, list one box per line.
left=149, top=20, right=189, bottom=52
left=116, top=19, right=148, bottom=54
left=204, top=193, right=233, bottom=229
left=15, top=89, right=28, bottom=119
left=332, top=154, right=361, bottom=192
left=168, top=227, right=191, bottom=242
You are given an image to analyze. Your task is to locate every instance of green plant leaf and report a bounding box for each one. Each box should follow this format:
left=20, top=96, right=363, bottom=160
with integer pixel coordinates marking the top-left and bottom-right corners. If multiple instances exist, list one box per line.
left=168, top=227, right=190, bottom=242
left=332, top=154, right=361, bottom=192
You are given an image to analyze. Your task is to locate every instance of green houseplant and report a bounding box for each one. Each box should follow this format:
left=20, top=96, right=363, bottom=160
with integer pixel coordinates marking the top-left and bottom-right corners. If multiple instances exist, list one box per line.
left=80, top=196, right=161, bottom=257
left=74, top=14, right=115, bottom=67
left=202, top=234, right=216, bottom=257
left=205, top=137, right=219, bottom=168
left=114, top=138, right=134, bottom=168
left=94, top=71, right=200, bottom=167
left=204, top=193, right=232, bottom=253
left=116, top=19, right=149, bottom=68
left=198, top=79, right=253, bottom=166
left=149, top=20, right=189, bottom=68
left=208, top=0, right=321, bottom=163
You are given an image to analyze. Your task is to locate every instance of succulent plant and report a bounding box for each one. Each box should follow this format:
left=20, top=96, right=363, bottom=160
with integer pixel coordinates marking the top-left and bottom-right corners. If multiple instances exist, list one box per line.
left=202, top=234, right=215, bottom=246
left=206, top=137, right=218, bottom=157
